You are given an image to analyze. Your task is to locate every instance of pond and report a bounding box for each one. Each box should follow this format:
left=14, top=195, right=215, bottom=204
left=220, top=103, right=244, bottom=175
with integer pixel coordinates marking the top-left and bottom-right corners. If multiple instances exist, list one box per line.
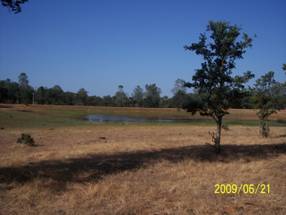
left=85, top=114, right=177, bottom=123
left=84, top=114, right=286, bottom=126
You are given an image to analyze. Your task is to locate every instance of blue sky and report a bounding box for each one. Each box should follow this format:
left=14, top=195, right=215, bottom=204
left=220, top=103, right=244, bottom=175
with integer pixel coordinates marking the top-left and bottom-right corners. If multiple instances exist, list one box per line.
left=0, top=0, right=285, bottom=96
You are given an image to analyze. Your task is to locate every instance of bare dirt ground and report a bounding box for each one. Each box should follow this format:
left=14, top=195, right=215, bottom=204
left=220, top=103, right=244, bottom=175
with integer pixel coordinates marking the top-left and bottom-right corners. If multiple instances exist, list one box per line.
left=0, top=124, right=286, bottom=214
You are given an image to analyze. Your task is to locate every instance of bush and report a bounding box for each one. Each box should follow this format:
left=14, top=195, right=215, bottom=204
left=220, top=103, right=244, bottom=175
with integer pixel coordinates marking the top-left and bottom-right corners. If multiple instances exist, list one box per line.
left=17, top=133, right=35, bottom=146
left=222, top=124, right=230, bottom=131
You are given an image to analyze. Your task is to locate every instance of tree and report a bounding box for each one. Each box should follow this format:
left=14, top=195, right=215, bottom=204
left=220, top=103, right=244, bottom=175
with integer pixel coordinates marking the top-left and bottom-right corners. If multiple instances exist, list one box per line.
left=35, top=86, right=48, bottom=104
left=114, top=85, right=129, bottom=107
left=172, top=79, right=188, bottom=110
left=132, top=85, right=144, bottom=107
left=160, top=96, right=171, bottom=108
left=77, top=88, right=88, bottom=105
left=254, top=71, right=283, bottom=137
left=18, top=72, right=29, bottom=88
left=144, top=84, right=161, bottom=107
left=18, top=72, right=33, bottom=104
left=102, top=95, right=114, bottom=106
left=0, top=79, right=19, bottom=103
left=1, top=0, right=28, bottom=13
left=172, top=79, right=186, bottom=95
left=0, top=81, right=9, bottom=102
left=63, top=92, right=76, bottom=105
left=283, top=64, right=286, bottom=74
left=48, top=85, right=64, bottom=104
left=184, top=21, right=253, bottom=153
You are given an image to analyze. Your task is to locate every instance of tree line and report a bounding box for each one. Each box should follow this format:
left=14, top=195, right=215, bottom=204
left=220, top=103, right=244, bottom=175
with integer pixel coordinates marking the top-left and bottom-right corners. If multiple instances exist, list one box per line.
left=1, top=71, right=285, bottom=110
left=0, top=74, right=171, bottom=108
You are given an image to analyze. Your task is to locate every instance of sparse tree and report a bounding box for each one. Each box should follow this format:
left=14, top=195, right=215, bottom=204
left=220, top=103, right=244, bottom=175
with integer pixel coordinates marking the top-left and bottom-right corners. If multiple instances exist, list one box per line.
left=254, top=71, right=283, bottom=137
left=172, top=79, right=188, bottom=110
left=184, top=21, right=253, bottom=153
left=18, top=72, right=29, bottom=88
left=132, top=85, right=144, bottom=107
left=114, top=85, right=129, bottom=107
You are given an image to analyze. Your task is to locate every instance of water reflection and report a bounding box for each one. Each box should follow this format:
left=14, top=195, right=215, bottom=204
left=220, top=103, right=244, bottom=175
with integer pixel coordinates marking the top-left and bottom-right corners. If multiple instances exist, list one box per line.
left=85, top=114, right=177, bottom=123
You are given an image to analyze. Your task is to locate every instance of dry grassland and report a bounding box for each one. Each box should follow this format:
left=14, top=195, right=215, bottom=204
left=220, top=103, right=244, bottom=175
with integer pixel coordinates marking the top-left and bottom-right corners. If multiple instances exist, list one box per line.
left=0, top=123, right=286, bottom=214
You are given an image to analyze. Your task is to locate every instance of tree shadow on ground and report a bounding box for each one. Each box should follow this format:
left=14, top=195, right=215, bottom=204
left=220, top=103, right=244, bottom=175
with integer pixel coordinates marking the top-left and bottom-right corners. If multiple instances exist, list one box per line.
left=0, top=143, right=285, bottom=189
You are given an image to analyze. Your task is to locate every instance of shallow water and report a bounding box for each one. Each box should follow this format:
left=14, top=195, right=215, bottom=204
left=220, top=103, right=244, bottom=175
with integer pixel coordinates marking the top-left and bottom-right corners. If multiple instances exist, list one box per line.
left=84, top=114, right=286, bottom=126
left=85, top=114, right=180, bottom=123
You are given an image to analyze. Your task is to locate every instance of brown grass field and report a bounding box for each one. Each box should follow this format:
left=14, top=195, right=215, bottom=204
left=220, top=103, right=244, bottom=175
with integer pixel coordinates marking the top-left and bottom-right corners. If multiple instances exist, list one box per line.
left=0, top=105, right=286, bottom=214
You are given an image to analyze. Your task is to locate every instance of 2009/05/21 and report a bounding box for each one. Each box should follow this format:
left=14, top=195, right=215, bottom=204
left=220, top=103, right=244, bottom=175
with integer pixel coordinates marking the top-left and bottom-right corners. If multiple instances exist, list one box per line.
left=214, top=183, right=270, bottom=195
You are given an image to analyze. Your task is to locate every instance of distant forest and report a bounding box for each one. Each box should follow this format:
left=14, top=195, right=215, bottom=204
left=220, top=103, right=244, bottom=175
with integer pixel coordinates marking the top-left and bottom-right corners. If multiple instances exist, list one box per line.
left=1, top=72, right=285, bottom=109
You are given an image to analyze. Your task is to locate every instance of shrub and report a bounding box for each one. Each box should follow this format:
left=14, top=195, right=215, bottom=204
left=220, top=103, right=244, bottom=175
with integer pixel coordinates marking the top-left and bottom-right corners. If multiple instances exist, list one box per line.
left=17, top=133, right=35, bottom=146
left=222, top=124, right=230, bottom=131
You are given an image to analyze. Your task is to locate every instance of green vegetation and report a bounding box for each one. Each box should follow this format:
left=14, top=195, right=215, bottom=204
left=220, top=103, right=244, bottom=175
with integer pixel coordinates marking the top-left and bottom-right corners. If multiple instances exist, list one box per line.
left=1, top=70, right=285, bottom=110
left=0, top=105, right=285, bottom=129
left=184, top=21, right=253, bottom=152
left=254, top=71, right=285, bottom=137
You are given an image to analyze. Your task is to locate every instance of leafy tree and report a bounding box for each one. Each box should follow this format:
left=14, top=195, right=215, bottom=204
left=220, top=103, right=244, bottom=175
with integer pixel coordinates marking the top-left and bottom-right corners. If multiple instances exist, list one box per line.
left=48, top=85, right=64, bottom=104
left=0, top=79, right=19, bottom=103
left=0, top=81, right=9, bottom=102
left=160, top=96, right=172, bottom=108
left=77, top=88, right=88, bottom=105
left=35, top=86, right=48, bottom=104
left=18, top=72, right=29, bottom=88
left=18, top=73, right=33, bottom=104
left=144, top=84, right=161, bottom=107
left=1, top=0, right=28, bottom=13
left=87, top=95, right=103, bottom=106
left=114, top=85, right=129, bottom=107
left=102, top=95, right=114, bottom=106
left=254, top=71, right=283, bottom=137
left=63, top=92, right=76, bottom=105
left=172, top=79, right=186, bottom=95
left=184, top=21, right=253, bottom=152
left=172, top=79, right=188, bottom=110
left=132, top=85, right=144, bottom=107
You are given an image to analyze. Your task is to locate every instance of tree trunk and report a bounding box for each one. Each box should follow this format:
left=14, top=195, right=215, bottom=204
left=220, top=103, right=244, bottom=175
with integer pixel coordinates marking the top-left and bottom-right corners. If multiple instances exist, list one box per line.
left=215, top=117, right=222, bottom=153
left=260, top=119, right=269, bottom=138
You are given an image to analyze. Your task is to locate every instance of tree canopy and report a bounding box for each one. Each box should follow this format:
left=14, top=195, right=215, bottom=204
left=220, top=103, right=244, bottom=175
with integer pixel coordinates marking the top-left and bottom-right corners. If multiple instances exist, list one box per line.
left=1, top=0, right=28, bottom=13
left=254, top=71, right=284, bottom=137
left=184, top=21, right=254, bottom=152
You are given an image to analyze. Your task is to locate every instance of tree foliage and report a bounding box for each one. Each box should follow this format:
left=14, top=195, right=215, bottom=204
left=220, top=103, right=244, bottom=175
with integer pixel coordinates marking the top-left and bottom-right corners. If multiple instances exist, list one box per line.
left=18, top=73, right=33, bottom=104
left=171, top=79, right=189, bottom=110
left=114, top=85, right=129, bottom=107
left=77, top=88, right=88, bottom=105
left=132, top=85, right=144, bottom=107
left=1, top=0, right=28, bottom=13
left=144, top=84, right=161, bottom=108
left=184, top=21, right=253, bottom=152
left=254, top=71, right=284, bottom=137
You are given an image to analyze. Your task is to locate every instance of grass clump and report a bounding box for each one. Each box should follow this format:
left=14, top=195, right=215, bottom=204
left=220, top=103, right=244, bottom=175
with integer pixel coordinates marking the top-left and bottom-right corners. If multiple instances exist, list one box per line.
left=17, top=133, right=35, bottom=146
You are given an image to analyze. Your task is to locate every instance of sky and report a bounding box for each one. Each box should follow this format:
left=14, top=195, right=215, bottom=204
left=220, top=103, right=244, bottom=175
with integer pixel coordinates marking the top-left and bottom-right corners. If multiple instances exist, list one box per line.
left=0, top=0, right=285, bottom=96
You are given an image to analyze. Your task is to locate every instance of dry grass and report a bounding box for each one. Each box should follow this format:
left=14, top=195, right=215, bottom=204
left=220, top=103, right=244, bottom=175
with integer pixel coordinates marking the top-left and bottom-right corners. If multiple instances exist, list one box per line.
left=0, top=123, right=286, bottom=214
